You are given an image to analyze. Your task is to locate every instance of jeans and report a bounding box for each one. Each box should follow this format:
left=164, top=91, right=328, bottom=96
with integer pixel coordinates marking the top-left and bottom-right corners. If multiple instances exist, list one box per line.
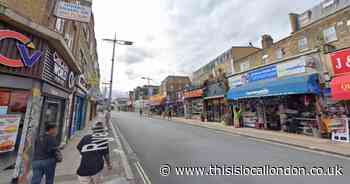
left=31, top=158, right=56, bottom=184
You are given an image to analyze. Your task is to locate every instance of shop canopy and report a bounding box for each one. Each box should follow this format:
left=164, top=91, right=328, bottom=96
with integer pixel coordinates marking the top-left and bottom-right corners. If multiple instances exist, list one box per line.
left=149, top=95, right=166, bottom=106
left=227, top=74, right=320, bottom=100
left=184, top=89, right=203, bottom=99
left=331, top=74, right=350, bottom=101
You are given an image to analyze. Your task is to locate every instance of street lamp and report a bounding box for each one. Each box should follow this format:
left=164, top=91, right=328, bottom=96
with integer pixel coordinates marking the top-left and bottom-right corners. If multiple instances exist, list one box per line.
left=103, top=33, right=133, bottom=123
left=141, top=77, right=152, bottom=85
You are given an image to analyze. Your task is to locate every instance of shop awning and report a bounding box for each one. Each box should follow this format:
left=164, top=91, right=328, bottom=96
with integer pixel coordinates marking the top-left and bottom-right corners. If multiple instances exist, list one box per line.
left=184, top=89, right=203, bottom=99
left=149, top=95, right=166, bottom=106
left=331, top=74, right=350, bottom=101
left=227, top=74, right=320, bottom=100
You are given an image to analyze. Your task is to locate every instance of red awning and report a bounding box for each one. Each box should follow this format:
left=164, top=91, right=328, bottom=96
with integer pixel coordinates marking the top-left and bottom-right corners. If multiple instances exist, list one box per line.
left=331, top=75, right=350, bottom=101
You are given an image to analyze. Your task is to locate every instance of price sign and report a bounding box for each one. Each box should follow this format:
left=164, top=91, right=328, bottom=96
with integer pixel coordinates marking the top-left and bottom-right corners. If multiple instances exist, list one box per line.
left=330, top=48, right=350, bottom=75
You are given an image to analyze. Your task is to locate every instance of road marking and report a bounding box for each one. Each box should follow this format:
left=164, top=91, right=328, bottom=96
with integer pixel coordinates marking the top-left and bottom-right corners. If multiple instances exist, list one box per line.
left=245, top=137, right=350, bottom=160
left=109, top=118, right=135, bottom=180
left=135, top=161, right=152, bottom=184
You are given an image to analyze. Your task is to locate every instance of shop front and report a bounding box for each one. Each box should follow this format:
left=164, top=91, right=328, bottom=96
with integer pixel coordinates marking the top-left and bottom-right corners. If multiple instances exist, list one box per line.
left=0, top=24, right=47, bottom=183
left=0, top=25, right=77, bottom=182
left=203, top=82, right=226, bottom=122
left=69, top=75, right=88, bottom=138
left=326, top=48, right=350, bottom=142
left=149, top=95, right=166, bottom=116
left=183, top=88, right=203, bottom=120
left=227, top=53, right=323, bottom=137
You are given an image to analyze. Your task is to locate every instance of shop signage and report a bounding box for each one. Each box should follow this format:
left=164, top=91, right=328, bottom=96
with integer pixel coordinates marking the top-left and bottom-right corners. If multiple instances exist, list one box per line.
left=247, top=65, right=277, bottom=82
left=228, top=74, right=248, bottom=88
left=53, top=52, right=69, bottom=86
left=331, top=118, right=349, bottom=143
left=205, top=82, right=225, bottom=98
left=54, top=1, right=92, bottom=23
left=330, top=48, right=350, bottom=75
left=0, top=115, right=21, bottom=153
left=77, top=75, right=88, bottom=92
left=68, top=72, right=75, bottom=89
left=277, top=58, right=306, bottom=78
left=184, top=89, right=203, bottom=99
left=0, top=30, right=42, bottom=68
left=42, top=83, right=69, bottom=99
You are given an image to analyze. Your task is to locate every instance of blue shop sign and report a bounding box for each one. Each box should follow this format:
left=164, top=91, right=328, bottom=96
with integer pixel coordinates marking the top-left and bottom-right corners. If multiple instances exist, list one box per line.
left=247, top=65, right=277, bottom=82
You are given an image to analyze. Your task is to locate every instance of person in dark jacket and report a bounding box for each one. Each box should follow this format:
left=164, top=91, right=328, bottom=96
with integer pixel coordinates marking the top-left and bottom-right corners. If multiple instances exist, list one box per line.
left=76, top=122, right=112, bottom=184
left=31, top=124, right=59, bottom=184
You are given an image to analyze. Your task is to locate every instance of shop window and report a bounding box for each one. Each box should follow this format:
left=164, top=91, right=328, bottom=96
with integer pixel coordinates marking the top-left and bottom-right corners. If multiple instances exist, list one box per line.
left=0, top=91, right=10, bottom=115
left=240, top=61, right=250, bottom=72
left=323, top=26, right=337, bottom=43
left=275, top=48, right=285, bottom=59
left=298, top=37, right=309, bottom=51
left=8, top=91, right=30, bottom=114
left=55, top=18, right=65, bottom=33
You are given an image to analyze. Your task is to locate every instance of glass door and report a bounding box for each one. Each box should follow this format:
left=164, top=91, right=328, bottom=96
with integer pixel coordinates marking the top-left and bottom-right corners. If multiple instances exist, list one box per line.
left=40, top=98, right=65, bottom=143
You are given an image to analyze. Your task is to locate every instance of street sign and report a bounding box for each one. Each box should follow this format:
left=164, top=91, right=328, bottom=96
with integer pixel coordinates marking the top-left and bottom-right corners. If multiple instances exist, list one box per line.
left=54, top=1, right=92, bottom=23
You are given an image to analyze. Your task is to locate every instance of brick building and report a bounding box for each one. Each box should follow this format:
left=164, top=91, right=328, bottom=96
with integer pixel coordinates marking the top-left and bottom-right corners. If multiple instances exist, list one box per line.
left=160, top=75, right=191, bottom=102
left=192, top=46, right=260, bottom=86
left=226, top=0, right=350, bottom=136
left=0, top=0, right=100, bottom=182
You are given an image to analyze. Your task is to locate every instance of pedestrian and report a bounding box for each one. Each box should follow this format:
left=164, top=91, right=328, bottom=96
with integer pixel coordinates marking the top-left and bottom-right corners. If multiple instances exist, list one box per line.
left=76, top=122, right=112, bottom=184
left=233, top=106, right=242, bottom=128
left=31, top=124, right=60, bottom=184
left=168, top=109, right=172, bottom=120
left=139, top=108, right=143, bottom=117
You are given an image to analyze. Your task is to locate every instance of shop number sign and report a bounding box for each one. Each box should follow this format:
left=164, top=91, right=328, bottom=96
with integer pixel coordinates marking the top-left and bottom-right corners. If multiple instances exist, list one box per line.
left=331, top=118, right=349, bottom=143
left=330, top=48, right=350, bottom=75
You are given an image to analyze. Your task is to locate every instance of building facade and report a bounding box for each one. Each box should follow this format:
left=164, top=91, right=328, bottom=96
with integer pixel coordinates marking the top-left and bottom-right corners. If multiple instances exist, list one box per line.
left=192, top=46, right=260, bottom=87
left=0, top=0, right=100, bottom=182
left=226, top=0, right=350, bottom=139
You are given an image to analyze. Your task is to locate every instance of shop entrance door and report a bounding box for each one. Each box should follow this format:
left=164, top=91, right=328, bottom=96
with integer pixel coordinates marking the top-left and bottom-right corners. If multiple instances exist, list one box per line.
left=40, top=98, right=65, bottom=143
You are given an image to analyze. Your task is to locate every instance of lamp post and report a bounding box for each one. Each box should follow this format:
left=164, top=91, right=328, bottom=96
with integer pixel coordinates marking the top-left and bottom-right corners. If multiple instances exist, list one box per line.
left=141, top=77, right=152, bottom=86
left=103, top=33, right=133, bottom=123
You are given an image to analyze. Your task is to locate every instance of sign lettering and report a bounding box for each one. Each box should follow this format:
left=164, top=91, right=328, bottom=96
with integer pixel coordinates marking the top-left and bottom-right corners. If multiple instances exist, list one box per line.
left=0, top=30, right=42, bottom=68
left=330, top=48, right=350, bottom=75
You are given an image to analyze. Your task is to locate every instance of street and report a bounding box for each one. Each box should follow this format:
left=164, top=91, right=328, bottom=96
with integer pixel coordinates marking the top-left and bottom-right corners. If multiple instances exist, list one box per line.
left=112, top=111, right=350, bottom=184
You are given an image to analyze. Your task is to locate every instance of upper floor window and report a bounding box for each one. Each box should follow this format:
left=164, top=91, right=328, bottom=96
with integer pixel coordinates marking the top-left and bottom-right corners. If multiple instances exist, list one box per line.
left=64, top=33, right=73, bottom=49
left=276, top=48, right=285, bottom=59
left=298, top=37, right=308, bottom=51
left=262, top=54, right=269, bottom=64
left=323, top=26, right=337, bottom=43
left=55, top=18, right=65, bottom=33
left=240, top=61, right=250, bottom=72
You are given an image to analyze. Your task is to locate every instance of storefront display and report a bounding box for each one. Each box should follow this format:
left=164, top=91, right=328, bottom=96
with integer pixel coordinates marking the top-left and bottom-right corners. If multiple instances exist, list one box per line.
left=227, top=53, right=322, bottom=136
left=330, top=118, right=349, bottom=143
left=184, top=89, right=203, bottom=119
left=204, top=82, right=226, bottom=122
left=0, top=115, right=21, bottom=153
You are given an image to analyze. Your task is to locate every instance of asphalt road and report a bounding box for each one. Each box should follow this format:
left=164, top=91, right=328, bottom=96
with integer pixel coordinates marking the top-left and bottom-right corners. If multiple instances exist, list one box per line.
left=112, top=111, right=350, bottom=184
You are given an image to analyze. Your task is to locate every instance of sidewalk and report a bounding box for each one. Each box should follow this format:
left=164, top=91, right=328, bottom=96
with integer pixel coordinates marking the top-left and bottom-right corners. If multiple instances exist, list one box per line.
left=54, top=114, right=129, bottom=184
left=151, top=115, right=350, bottom=158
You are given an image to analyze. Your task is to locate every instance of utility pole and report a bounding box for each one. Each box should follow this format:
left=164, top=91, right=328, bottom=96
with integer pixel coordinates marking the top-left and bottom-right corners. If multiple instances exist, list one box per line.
left=103, top=33, right=133, bottom=124
left=141, top=77, right=152, bottom=85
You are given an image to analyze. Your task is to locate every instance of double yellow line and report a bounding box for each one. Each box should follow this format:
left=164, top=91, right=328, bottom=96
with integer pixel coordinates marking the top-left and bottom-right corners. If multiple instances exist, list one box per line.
left=134, top=161, right=152, bottom=184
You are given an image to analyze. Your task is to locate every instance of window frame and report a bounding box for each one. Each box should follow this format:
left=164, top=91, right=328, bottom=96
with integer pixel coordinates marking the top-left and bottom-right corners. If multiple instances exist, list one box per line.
left=240, top=61, right=250, bottom=72
left=298, top=37, right=309, bottom=52
left=323, top=26, right=338, bottom=43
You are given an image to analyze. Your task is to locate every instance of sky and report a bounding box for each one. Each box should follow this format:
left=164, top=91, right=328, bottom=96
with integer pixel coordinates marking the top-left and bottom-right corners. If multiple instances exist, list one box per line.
left=92, top=0, right=322, bottom=96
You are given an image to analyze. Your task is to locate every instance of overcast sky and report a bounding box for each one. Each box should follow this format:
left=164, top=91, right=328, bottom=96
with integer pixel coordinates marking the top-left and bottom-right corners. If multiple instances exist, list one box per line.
left=92, top=0, right=321, bottom=95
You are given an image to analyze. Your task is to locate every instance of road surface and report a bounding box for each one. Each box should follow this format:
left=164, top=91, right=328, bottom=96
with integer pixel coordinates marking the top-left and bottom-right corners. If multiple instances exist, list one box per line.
left=112, top=111, right=350, bottom=184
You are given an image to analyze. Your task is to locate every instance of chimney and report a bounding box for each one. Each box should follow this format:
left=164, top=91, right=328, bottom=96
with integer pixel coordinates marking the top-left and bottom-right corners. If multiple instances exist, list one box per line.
left=289, top=13, right=299, bottom=33
left=261, top=34, right=273, bottom=49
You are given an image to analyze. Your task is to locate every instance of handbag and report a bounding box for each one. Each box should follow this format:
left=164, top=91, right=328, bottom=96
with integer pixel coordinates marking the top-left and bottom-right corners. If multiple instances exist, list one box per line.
left=54, top=148, right=63, bottom=163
